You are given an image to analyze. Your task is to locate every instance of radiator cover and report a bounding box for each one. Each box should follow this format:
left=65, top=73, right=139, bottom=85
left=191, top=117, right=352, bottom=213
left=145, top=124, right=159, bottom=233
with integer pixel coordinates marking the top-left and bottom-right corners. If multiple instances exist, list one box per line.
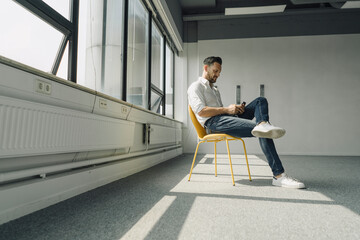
left=0, top=96, right=135, bottom=158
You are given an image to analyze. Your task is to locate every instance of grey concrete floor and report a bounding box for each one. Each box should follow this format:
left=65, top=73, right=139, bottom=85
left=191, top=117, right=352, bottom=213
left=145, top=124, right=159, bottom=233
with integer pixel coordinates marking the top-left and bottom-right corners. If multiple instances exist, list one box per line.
left=0, top=154, right=359, bottom=240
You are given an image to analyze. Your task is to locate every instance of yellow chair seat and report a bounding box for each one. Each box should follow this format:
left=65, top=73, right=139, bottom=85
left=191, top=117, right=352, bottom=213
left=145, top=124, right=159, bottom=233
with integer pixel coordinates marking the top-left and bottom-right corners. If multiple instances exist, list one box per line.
left=188, top=105, right=252, bottom=186
left=201, top=133, right=238, bottom=141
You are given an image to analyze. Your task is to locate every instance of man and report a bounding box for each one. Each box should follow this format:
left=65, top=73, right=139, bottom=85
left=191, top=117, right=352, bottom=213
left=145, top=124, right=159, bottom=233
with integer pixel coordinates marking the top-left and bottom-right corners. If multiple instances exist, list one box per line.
left=188, top=56, right=305, bottom=189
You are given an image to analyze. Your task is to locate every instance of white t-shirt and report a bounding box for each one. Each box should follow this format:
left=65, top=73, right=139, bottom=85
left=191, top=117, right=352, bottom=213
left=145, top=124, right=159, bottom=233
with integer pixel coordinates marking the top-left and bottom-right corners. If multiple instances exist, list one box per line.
left=187, top=77, right=223, bottom=126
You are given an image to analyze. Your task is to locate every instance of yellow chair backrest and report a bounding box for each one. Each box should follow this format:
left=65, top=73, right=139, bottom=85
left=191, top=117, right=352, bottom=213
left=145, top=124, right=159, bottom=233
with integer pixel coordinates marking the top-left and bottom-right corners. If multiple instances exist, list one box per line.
left=188, top=105, right=207, bottom=139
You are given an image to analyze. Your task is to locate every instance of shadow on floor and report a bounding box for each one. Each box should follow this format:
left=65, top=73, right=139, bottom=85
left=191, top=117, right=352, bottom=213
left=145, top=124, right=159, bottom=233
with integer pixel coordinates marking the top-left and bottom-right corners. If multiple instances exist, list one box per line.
left=276, top=155, right=360, bottom=216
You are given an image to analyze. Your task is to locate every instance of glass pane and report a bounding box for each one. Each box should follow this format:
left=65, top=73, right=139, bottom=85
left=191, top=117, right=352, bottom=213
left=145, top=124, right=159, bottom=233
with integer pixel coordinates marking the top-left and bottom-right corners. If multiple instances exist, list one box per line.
left=42, top=0, right=70, bottom=20
left=77, top=0, right=124, bottom=99
left=0, top=1, right=63, bottom=72
left=103, top=0, right=124, bottom=99
left=57, top=42, right=69, bottom=80
left=151, top=20, right=164, bottom=91
left=77, top=0, right=103, bottom=91
left=165, top=44, right=174, bottom=118
left=77, top=0, right=93, bottom=89
left=127, top=0, right=149, bottom=109
left=151, top=90, right=163, bottom=114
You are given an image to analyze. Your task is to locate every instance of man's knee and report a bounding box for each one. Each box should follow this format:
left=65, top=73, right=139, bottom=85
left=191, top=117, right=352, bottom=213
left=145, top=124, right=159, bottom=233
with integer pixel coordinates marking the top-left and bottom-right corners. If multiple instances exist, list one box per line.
left=256, top=97, right=268, bottom=104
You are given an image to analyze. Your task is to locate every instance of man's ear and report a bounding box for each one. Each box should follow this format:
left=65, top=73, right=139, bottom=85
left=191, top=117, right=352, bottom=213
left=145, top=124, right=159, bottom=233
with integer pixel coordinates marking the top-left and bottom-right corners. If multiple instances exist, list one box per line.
left=203, top=65, right=208, bottom=72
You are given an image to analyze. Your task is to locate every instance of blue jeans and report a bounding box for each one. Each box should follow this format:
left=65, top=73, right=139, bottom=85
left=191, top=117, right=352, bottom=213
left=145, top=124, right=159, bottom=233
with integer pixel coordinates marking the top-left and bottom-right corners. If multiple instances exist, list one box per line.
left=204, top=97, right=285, bottom=176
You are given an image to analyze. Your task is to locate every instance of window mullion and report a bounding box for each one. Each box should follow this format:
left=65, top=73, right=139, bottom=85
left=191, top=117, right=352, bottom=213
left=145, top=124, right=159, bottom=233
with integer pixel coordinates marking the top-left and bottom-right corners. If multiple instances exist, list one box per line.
left=122, top=0, right=129, bottom=102
left=68, top=0, right=79, bottom=82
left=100, top=0, right=108, bottom=90
left=162, top=36, right=166, bottom=115
left=147, top=11, right=152, bottom=110
left=172, top=48, right=175, bottom=118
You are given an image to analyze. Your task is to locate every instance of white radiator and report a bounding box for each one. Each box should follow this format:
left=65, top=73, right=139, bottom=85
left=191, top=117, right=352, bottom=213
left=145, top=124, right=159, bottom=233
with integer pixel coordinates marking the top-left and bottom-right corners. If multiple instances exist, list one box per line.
left=0, top=96, right=135, bottom=158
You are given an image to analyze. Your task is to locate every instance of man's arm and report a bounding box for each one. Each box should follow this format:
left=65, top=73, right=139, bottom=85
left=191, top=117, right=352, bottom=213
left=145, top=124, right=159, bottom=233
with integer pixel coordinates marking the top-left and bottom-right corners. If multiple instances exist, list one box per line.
left=198, top=104, right=244, bottom=117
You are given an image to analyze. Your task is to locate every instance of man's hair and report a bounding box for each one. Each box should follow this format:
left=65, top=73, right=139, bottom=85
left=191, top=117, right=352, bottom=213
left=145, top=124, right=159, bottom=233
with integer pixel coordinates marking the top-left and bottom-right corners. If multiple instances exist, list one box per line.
left=203, top=56, right=222, bottom=66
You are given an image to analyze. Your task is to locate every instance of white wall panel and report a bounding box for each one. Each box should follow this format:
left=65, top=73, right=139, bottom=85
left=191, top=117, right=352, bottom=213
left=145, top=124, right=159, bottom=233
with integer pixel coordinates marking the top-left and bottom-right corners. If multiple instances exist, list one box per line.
left=127, top=107, right=157, bottom=124
left=92, top=95, right=131, bottom=120
left=149, top=124, right=176, bottom=146
left=0, top=62, right=95, bottom=113
left=176, top=125, right=182, bottom=144
left=183, top=34, right=360, bottom=156
left=127, top=106, right=177, bottom=127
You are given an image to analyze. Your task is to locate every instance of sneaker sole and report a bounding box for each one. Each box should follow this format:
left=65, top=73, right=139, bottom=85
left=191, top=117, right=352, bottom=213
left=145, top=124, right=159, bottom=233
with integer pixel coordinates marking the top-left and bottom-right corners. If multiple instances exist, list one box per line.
left=272, top=182, right=306, bottom=189
left=251, top=129, right=286, bottom=139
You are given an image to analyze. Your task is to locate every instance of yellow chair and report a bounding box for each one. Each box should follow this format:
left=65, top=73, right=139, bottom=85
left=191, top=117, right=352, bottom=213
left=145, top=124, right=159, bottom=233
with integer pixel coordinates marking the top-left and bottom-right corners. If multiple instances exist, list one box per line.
left=188, top=105, right=252, bottom=186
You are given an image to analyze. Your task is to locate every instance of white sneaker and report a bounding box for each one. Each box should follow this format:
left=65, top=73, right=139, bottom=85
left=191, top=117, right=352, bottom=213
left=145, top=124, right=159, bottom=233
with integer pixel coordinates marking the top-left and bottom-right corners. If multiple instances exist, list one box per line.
left=272, top=173, right=305, bottom=189
left=251, top=122, right=286, bottom=139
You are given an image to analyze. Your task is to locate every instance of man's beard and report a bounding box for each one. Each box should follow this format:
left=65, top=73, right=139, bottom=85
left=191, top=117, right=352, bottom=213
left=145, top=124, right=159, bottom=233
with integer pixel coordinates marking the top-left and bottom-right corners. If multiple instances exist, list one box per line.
left=206, top=72, right=217, bottom=83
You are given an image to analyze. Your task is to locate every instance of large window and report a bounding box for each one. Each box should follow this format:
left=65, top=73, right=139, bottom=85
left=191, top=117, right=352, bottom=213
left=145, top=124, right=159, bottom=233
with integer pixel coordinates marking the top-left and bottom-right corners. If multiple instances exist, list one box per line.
left=77, top=0, right=124, bottom=99
left=165, top=43, right=174, bottom=118
left=126, top=0, right=149, bottom=109
left=0, top=0, right=78, bottom=81
left=150, top=20, right=164, bottom=114
left=0, top=1, right=65, bottom=73
left=0, top=0, right=176, bottom=118
left=41, top=0, right=71, bottom=80
left=151, top=21, right=164, bottom=92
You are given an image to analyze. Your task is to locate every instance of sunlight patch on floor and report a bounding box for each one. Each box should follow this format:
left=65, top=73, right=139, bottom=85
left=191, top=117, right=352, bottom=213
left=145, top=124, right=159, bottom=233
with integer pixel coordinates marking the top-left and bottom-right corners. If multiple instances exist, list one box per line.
left=170, top=154, right=334, bottom=202
left=119, top=195, right=177, bottom=240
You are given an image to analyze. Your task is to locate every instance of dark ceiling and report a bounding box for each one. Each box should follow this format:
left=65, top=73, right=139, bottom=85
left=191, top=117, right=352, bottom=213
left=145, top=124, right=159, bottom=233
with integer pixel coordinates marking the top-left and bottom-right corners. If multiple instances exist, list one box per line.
left=175, top=0, right=360, bottom=42
left=180, top=0, right=359, bottom=16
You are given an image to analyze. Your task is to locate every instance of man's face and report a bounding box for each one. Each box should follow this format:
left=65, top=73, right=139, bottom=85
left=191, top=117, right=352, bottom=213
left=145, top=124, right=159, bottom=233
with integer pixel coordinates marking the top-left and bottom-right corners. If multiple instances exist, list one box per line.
left=205, top=62, right=222, bottom=84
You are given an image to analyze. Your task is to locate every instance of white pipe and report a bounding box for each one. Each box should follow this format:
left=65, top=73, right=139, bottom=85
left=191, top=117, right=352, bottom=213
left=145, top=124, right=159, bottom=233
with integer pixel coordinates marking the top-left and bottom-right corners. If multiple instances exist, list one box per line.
left=0, top=145, right=181, bottom=184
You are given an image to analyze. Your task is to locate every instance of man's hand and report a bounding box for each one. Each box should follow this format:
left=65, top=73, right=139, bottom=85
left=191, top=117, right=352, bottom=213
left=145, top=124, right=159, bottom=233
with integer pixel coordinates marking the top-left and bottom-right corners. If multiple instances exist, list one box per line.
left=237, top=102, right=246, bottom=115
left=227, top=104, right=245, bottom=115
left=227, top=104, right=238, bottom=115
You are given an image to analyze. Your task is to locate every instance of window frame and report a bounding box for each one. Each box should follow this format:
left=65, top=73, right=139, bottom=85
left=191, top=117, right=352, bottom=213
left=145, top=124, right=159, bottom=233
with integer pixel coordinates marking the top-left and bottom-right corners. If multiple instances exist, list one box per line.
left=9, top=0, right=177, bottom=118
left=165, top=41, right=175, bottom=118
left=125, top=0, right=150, bottom=109
left=14, top=0, right=79, bottom=82
left=149, top=19, right=165, bottom=114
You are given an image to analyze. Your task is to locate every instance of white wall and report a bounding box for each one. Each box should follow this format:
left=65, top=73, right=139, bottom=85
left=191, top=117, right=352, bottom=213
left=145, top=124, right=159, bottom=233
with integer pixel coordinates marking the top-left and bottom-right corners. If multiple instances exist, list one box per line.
left=182, top=34, right=360, bottom=156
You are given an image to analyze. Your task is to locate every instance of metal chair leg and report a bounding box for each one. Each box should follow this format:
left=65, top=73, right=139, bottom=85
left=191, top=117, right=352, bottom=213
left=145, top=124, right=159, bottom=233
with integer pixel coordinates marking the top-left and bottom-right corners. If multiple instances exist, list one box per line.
left=188, top=142, right=201, bottom=181
left=240, top=139, right=252, bottom=181
left=226, top=139, right=235, bottom=186
left=214, top=142, right=217, bottom=177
